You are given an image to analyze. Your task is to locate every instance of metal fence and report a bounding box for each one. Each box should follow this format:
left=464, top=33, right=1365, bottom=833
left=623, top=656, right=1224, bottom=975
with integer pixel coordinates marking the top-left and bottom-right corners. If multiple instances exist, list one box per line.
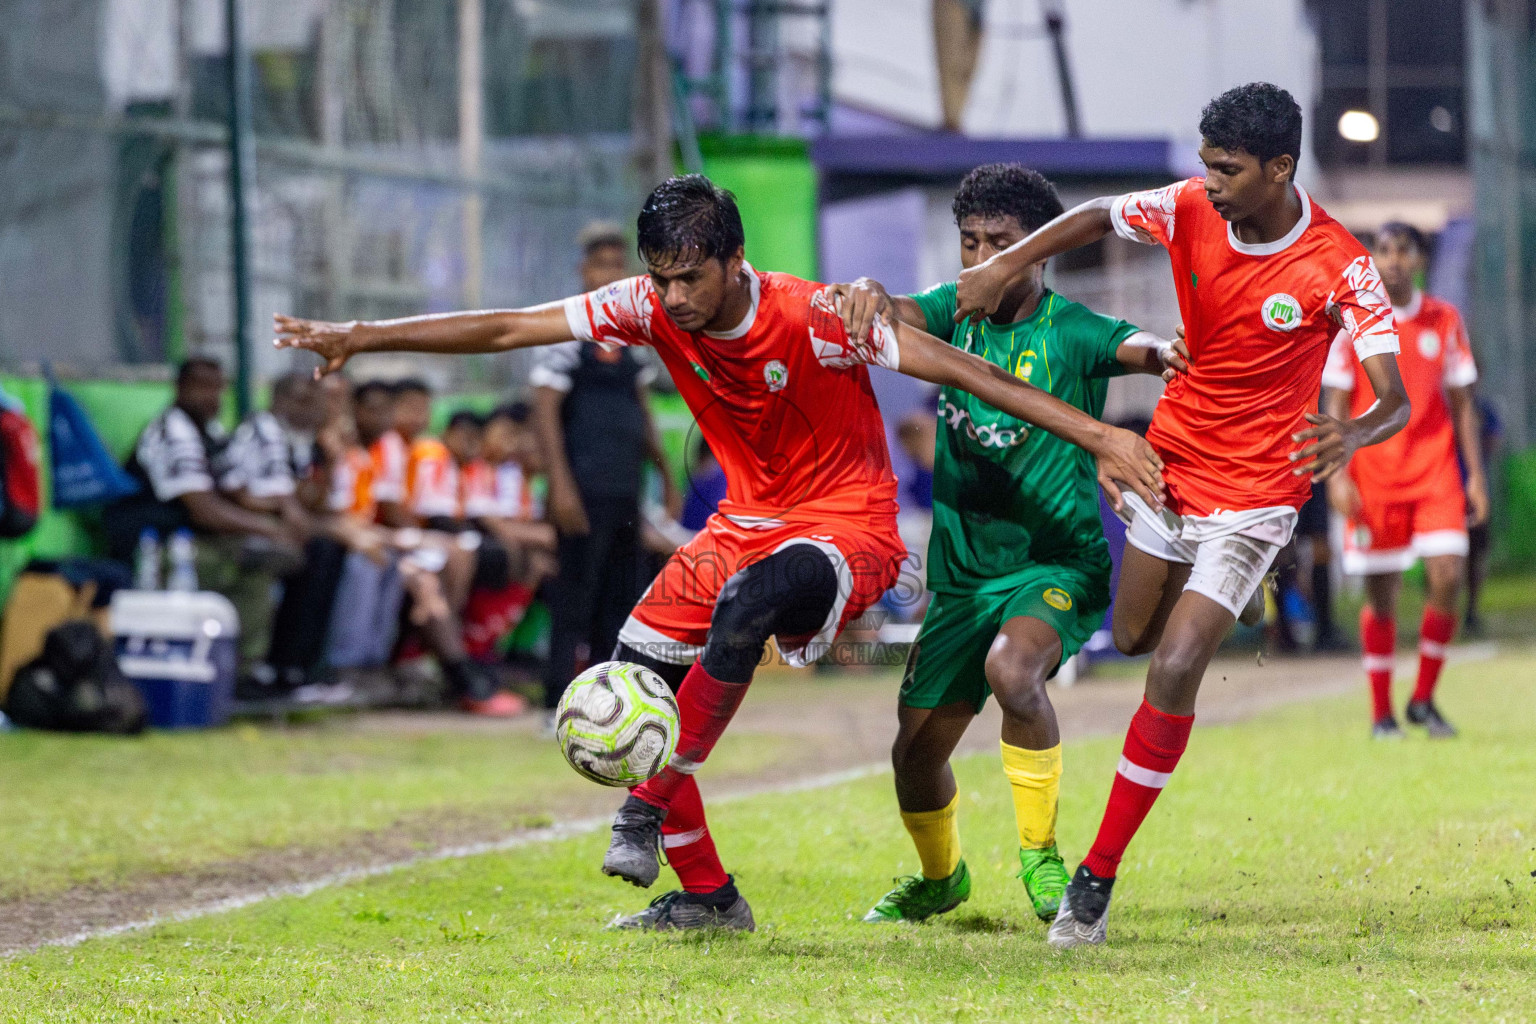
left=0, top=0, right=648, bottom=394
left=1469, top=0, right=1536, bottom=450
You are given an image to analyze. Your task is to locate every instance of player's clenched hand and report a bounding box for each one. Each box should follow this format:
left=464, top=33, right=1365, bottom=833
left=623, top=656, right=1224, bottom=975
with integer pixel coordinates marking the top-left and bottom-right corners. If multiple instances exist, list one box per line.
left=274, top=313, right=359, bottom=377
left=1465, top=470, right=1490, bottom=528
left=1092, top=426, right=1165, bottom=513
left=953, top=258, right=1011, bottom=325
left=821, top=279, right=892, bottom=343
left=1161, top=325, right=1191, bottom=381
left=1291, top=411, right=1356, bottom=480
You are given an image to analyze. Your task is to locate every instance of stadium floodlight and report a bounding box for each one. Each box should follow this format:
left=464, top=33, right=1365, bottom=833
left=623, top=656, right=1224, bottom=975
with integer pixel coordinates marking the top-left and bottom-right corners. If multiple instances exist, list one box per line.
left=1338, top=109, right=1380, bottom=143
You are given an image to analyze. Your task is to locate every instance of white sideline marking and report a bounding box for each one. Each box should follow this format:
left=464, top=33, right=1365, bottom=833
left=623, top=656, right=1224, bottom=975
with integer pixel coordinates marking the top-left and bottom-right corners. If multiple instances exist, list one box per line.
left=23, top=641, right=1502, bottom=955
left=24, top=765, right=886, bottom=955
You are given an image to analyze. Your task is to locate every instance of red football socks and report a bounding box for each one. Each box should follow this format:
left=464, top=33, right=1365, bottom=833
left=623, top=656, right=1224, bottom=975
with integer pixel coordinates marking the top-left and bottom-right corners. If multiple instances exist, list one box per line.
left=1412, top=606, right=1456, bottom=704
left=1083, top=699, right=1194, bottom=878
left=1360, top=606, right=1396, bottom=720
left=632, top=661, right=749, bottom=811
left=658, top=774, right=731, bottom=893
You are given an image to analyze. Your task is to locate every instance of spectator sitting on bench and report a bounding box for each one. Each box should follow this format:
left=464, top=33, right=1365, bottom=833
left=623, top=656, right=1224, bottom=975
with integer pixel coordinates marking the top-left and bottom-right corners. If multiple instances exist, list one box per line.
left=328, top=381, right=519, bottom=716
left=459, top=409, right=557, bottom=587
left=223, top=371, right=357, bottom=700
left=106, top=357, right=304, bottom=694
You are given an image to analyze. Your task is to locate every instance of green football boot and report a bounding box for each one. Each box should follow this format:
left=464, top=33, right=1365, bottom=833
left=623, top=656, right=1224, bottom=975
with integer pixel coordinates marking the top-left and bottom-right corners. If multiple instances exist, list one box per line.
left=1017, top=844, right=1070, bottom=921
left=862, top=860, right=971, bottom=923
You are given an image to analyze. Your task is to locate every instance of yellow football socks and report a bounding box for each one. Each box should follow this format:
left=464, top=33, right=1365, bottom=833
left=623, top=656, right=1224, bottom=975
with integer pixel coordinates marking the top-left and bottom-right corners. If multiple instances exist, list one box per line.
left=1000, top=740, right=1062, bottom=849
left=900, top=792, right=962, bottom=880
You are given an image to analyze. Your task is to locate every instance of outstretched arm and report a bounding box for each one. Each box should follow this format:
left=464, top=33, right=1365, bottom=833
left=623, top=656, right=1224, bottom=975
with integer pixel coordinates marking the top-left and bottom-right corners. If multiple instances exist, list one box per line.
left=274, top=302, right=576, bottom=376
left=891, top=318, right=1165, bottom=511
left=954, top=198, right=1116, bottom=324
left=1292, top=353, right=1410, bottom=481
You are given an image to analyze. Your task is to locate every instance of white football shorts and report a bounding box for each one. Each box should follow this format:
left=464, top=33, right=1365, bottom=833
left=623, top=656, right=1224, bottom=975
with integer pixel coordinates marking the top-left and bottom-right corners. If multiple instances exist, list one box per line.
left=1119, top=493, right=1298, bottom=618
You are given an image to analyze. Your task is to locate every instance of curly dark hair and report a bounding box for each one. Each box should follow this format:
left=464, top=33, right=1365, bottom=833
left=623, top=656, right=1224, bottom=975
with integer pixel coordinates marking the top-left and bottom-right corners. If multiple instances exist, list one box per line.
left=392, top=377, right=431, bottom=398
left=1198, top=83, right=1303, bottom=176
left=636, top=174, right=745, bottom=269
left=353, top=380, right=395, bottom=406
left=1376, top=220, right=1429, bottom=255
left=445, top=409, right=484, bottom=432
left=951, top=163, right=1064, bottom=233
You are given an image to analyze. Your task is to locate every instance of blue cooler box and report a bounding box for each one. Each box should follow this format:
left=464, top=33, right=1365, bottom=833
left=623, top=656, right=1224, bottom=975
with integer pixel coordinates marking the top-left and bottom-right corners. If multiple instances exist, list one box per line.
left=110, top=590, right=239, bottom=729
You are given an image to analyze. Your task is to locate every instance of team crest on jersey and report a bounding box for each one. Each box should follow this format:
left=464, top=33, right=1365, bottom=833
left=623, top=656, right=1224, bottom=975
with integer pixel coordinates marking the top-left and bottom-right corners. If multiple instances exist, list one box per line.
left=1261, top=293, right=1303, bottom=332
left=1042, top=588, right=1073, bottom=612
left=764, top=360, right=788, bottom=392
left=1418, top=329, right=1442, bottom=358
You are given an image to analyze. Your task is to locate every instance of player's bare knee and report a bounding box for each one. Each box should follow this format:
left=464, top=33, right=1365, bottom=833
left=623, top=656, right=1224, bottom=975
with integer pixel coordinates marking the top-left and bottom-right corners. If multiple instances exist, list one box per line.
left=1147, top=634, right=1207, bottom=695
left=1113, top=619, right=1155, bottom=657
left=890, top=730, right=936, bottom=775
left=1424, top=557, right=1463, bottom=609
left=984, top=651, right=1052, bottom=723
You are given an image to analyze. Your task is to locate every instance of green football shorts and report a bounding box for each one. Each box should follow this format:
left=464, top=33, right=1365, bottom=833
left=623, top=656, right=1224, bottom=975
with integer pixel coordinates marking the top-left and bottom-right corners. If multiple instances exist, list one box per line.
left=899, top=564, right=1108, bottom=714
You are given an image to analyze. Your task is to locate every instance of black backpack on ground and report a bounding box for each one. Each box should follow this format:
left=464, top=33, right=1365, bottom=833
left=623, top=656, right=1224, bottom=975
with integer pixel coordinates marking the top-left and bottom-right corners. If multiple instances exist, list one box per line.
left=4, top=621, right=147, bottom=735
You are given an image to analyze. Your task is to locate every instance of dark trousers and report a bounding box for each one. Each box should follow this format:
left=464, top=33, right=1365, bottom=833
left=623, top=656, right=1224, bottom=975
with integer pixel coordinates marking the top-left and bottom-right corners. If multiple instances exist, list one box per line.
left=542, top=496, right=648, bottom=709
left=269, top=536, right=347, bottom=675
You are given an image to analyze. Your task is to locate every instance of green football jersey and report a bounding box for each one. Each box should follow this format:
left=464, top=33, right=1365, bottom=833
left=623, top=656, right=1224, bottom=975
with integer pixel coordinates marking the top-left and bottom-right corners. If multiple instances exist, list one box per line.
left=909, top=282, right=1140, bottom=595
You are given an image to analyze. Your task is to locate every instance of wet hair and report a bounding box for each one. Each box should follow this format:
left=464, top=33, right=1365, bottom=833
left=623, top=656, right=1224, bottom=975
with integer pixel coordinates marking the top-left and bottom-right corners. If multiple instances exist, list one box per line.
left=951, top=163, right=1064, bottom=234
left=636, top=174, right=745, bottom=269
left=392, top=377, right=431, bottom=398
left=486, top=401, right=530, bottom=425
left=354, top=380, right=395, bottom=406
left=176, top=356, right=223, bottom=385
left=1376, top=221, right=1429, bottom=256
left=1198, top=83, right=1303, bottom=176
left=445, top=410, right=484, bottom=433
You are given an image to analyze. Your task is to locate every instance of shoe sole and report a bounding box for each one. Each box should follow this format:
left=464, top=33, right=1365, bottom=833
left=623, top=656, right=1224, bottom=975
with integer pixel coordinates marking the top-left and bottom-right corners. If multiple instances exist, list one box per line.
left=1046, top=925, right=1105, bottom=949
left=601, top=861, right=659, bottom=888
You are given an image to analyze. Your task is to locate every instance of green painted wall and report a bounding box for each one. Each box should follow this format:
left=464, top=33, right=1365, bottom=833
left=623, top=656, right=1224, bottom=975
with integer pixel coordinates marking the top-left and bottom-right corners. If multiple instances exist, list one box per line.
left=698, top=136, right=818, bottom=281
left=0, top=377, right=702, bottom=597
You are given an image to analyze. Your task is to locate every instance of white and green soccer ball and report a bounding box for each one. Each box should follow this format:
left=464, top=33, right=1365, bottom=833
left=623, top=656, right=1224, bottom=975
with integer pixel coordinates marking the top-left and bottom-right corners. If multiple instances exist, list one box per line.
left=555, top=661, right=680, bottom=787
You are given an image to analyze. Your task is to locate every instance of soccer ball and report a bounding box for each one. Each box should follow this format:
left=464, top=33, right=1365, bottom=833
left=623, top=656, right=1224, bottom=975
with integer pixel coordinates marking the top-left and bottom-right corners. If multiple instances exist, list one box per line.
left=555, top=661, right=680, bottom=787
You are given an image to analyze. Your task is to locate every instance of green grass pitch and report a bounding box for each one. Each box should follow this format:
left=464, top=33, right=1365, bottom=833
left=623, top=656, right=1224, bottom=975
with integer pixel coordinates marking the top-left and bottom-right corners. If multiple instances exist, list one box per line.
left=3, top=653, right=1535, bottom=1022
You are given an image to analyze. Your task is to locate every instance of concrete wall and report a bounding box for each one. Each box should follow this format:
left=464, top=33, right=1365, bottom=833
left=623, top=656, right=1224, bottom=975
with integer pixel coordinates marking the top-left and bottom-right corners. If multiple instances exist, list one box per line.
left=832, top=0, right=1318, bottom=167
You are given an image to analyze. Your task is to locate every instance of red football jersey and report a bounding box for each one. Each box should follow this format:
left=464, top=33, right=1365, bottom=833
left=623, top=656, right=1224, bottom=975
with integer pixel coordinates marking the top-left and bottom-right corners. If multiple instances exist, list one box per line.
left=1112, top=179, right=1399, bottom=515
left=407, top=437, right=461, bottom=520
left=1323, top=290, right=1476, bottom=500
left=365, top=430, right=408, bottom=513
left=562, top=266, right=900, bottom=525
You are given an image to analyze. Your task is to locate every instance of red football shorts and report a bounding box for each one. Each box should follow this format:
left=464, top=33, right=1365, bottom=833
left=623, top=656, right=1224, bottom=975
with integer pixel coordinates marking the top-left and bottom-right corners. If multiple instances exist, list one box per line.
left=618, top=512, right=905, bottom=668
left=1343, top=481, right=1468, bottom=575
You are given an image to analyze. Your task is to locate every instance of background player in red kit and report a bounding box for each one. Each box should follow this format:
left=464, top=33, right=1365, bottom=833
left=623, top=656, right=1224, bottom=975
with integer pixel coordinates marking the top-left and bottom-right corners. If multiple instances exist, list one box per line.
left=1322, top=222, right=1488, bottom=740
left=275, top=174, right=1164, bottom=932
left=954, top=83, right=1412, bottom=948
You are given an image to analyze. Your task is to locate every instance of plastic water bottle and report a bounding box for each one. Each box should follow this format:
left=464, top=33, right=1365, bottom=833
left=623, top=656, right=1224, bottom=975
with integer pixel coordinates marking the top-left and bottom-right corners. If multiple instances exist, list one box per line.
left=134, top=529, right=162, bottom=591
left=167, top=530, right=199, bottom=592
